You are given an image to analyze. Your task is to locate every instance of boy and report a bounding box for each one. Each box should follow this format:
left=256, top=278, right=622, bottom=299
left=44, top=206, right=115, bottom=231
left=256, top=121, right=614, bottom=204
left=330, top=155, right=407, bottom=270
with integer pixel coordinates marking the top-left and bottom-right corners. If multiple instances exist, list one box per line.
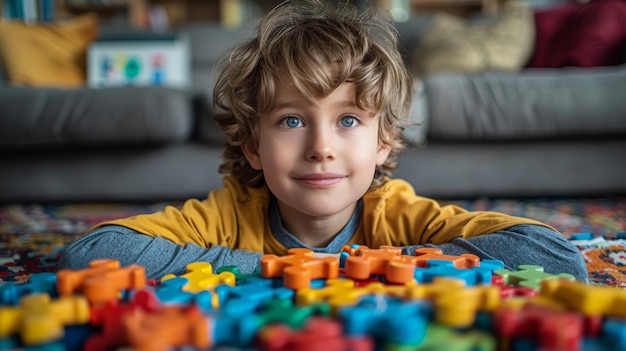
left=59, top=0, right=588, bottom=282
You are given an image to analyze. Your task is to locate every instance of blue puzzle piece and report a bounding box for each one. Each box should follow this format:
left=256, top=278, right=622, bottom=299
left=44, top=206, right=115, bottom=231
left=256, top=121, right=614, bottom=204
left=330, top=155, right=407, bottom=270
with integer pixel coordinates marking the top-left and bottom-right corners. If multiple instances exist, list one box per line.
left=310, top=278, right=327, bottom=288
left=478, top=259, right=505, bottom=272
left=414, top=260, right=492, bottom=285
left=153, top=276, right=214, bottom=312
left=339, top=244, right=361, bottom=269
left=571, top=233, right=594, bottom=240
left=339, top=294, right=431, bottom=346
left=511, top=337, right=538, bottom=351
left=215, top=276, right=294, bottom=317
left=603, top=317, right=626, bottom=350
left=211, top=310, right=262, bottom=347
left=0, top=337, right=65, bottom=351
left=64, top=324, right=99, bottom=351
left=0, top=271, right=57, bottom=305
left=211, top=297, right=327, bottom=348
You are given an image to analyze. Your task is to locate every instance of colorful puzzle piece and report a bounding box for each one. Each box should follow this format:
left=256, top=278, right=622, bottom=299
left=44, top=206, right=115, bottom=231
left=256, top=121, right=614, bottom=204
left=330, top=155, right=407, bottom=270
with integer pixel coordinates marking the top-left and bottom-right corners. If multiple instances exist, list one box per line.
left=414, top=260, right=492, bottom=285
left=413, top=248, right=481, bottom=268
left=256, top=316, right=374, bottom=351
left=494, top=265, right=576, bottom=290
left=0, top=272, right=57, bottom=306
left=338, top=294, right=430, bottom=347
left=123, top=304, right=211, bottom=351
left=215, top=276, right=294, bottom=317
left=0, top=245, right=613, bottom=351
left=430, top=283, right=500, bottom=329
left=297, top=278, right=415, bottom=315
left=341, top=245, right=416, bottom=284
left=0, top=292, right=90, bottom=346
left=537, top=278, right=626, bottom=317
left=494, top=303, right=584, bottom=351
left=260, top=248, right=339, bottom=289
left=211, top=297, right=329, bottom=347
left=217, top=265, right=261, bottom=281
left=85, top=289, right=160, bottom=351
left=153, top=276, right=215, bottom=311
left=160, top=261, right=236, bottom=293
left=55, top=259, right=145, bottom=304
left=386, top=323, right=496, bottom=351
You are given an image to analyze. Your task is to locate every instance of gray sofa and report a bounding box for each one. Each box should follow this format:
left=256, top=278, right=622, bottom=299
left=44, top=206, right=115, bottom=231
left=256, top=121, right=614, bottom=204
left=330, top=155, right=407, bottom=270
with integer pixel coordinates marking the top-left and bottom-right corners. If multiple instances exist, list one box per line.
left=1, top=17, right=625, bottom=203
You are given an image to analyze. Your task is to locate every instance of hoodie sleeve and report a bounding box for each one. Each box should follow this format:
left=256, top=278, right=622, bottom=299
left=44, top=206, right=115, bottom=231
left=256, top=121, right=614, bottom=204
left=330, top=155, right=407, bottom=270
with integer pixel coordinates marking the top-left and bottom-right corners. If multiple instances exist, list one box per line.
left=58, top=225, right=262, bottom=280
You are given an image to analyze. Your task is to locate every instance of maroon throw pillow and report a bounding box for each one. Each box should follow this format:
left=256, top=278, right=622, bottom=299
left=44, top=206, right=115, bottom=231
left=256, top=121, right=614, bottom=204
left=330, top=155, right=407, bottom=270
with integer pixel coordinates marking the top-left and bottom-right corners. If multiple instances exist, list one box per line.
left=527, top=0, right=626, bottom=68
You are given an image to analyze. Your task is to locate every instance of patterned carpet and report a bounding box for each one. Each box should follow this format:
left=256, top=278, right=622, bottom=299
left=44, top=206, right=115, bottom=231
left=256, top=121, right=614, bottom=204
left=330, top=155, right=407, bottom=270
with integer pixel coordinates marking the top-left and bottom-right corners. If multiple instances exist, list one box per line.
left=1, top=197, right=625, bottom=286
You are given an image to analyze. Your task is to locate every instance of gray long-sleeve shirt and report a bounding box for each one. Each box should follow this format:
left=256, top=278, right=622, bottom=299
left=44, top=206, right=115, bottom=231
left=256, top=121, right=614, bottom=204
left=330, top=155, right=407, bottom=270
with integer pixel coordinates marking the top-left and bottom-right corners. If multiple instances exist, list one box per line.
left=58, top=201, right=589, bottom=282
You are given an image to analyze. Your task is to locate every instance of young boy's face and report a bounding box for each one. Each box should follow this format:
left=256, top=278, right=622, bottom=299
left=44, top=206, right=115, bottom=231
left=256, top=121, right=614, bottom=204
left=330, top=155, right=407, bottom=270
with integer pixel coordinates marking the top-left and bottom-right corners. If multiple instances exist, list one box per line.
left=243, top=75, right=391, bottom=221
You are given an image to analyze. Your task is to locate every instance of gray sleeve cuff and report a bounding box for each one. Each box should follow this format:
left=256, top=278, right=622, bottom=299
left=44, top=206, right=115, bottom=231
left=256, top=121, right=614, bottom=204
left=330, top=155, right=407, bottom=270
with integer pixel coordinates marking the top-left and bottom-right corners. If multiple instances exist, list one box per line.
left=58, top=225, right=262, bottom=280
left=402, top=224, right=589, bottom=283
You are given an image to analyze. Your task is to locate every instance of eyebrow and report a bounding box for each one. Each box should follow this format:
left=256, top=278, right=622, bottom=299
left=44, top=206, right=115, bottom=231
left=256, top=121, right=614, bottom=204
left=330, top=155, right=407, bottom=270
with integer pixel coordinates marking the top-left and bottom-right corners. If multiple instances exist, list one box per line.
left=271, top=99, right=359, bottom=112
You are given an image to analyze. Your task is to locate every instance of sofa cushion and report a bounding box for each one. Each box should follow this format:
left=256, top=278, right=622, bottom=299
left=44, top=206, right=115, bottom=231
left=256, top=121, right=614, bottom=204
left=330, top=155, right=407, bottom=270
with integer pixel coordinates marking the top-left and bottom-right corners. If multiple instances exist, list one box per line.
left=181, top=23, right=255, bottom=146
left=0, top=13, right=98, bottom=87
left=528, top=0, right=626, bottom=68
left=411, top=7, right=535, bottom=76
left=0, top=86, right=192, bottom=149
left=424, top=64, right=626, bottom=141
left=402, top=79, right=429, bottom=147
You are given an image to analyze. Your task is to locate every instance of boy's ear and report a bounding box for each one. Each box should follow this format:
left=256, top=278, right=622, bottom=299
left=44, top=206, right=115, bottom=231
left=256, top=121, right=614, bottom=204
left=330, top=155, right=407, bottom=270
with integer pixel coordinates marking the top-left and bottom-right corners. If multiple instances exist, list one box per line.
left=376, top=143, right=391, bottom=166
left=241, top=142, right=263, bottom=170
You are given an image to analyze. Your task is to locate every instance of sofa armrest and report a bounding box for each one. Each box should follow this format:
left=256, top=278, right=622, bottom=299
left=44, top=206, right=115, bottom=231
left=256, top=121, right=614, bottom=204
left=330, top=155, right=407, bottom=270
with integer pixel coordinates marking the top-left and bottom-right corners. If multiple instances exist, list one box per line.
left=424, top=64, right=626, bottom=141
left=0, top=85, right=193, bottom=149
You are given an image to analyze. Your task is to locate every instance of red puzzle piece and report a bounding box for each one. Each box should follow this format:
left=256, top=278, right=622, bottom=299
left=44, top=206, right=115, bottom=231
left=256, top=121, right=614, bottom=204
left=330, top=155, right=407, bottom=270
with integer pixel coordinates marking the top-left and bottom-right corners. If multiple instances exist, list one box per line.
left=256, top=316, right=373, bottom=351
left=85, top=289, right=160, bottom=351
left=494, top=304, right=583, bottom=351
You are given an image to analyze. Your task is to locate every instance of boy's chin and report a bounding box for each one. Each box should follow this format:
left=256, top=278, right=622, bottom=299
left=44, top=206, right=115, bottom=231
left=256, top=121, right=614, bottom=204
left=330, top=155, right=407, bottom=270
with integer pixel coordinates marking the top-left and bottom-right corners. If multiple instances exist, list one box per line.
left=291, top=201, right=358, bottom=218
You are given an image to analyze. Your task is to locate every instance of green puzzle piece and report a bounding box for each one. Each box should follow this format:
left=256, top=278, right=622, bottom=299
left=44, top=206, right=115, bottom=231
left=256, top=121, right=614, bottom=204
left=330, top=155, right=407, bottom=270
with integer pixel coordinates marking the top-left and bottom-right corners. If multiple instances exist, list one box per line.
left=217, top=265, right=261, bottom=281
left=255, top=297, right=331, bottom=329
left=386, top=323, right=496, bottom=351
left=494, top=265, right=575, bottom=290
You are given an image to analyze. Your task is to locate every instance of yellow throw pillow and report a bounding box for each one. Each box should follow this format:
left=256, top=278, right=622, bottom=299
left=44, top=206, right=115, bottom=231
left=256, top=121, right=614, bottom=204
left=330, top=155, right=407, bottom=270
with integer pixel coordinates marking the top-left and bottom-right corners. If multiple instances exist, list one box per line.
left=412, top=7, right=535, bottom=76
left=0, top=13, right=98, bottom=87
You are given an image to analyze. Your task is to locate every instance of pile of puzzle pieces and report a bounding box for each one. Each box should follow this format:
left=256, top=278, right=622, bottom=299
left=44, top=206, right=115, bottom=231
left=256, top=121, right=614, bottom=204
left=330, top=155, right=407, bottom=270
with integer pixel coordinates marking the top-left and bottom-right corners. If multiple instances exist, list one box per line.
left=1, top=244, right=625, bottom=351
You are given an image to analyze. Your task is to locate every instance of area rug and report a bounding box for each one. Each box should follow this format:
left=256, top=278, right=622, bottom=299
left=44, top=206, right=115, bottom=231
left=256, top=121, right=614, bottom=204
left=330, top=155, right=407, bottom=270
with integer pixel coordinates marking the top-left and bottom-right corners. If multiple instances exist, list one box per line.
left=1, top=197, right=625, bottom=286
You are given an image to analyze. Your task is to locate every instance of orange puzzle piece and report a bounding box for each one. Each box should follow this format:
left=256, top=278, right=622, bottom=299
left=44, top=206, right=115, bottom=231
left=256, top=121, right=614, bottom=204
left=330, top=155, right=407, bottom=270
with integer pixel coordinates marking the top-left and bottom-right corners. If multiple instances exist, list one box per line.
left=412, top=248, right=480, bottom=268
left=56, top=259, right=146, bottom=304
left=123, top=304, right=211, bottom=351
left=260, top=248, right=339, bottom=289
left=341, top=245, right=416, bottom=284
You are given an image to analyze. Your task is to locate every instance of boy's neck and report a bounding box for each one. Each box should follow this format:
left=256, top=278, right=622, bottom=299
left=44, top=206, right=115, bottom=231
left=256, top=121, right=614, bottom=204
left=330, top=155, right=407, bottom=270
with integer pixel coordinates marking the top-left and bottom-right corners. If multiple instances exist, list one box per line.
left=275, top=199, right=357, bottom=248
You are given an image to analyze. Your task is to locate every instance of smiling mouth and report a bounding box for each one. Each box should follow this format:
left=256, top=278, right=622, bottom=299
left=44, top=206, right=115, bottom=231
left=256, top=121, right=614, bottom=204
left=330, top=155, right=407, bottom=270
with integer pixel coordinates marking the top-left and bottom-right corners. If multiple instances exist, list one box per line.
left=294, top=174, right=345, bottom=188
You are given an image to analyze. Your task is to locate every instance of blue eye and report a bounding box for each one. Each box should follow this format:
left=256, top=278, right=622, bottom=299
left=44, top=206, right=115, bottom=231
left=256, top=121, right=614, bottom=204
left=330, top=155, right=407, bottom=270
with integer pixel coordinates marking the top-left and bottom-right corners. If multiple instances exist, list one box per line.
left=281, top=116, right=303, bottom=128
left=340, top=116, right=358, bottom=128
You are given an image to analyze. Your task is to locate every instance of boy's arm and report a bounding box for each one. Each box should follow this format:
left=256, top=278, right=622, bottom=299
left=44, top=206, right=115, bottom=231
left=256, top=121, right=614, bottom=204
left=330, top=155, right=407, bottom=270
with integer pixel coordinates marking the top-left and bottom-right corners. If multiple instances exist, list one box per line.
left=401, top=224, right=589, bottom=282
left=58, top=225, right=262, bottom=279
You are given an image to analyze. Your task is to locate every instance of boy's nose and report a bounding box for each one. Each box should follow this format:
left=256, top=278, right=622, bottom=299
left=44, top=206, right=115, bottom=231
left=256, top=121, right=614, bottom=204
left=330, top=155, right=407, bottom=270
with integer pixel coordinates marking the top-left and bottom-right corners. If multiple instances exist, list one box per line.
left=305, top=128, right=336, bottom=162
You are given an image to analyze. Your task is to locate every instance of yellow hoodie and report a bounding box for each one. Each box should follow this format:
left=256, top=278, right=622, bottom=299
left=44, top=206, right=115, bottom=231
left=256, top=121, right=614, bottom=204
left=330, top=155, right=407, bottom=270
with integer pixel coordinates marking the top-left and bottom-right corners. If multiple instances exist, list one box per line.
left=98, top=176, right=552, bottom=256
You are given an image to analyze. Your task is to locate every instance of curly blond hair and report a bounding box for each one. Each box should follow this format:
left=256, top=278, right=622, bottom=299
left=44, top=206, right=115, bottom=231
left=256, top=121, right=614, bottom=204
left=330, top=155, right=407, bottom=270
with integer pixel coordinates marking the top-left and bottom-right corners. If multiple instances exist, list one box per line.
left=213, top=0, right=413, bottom=190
